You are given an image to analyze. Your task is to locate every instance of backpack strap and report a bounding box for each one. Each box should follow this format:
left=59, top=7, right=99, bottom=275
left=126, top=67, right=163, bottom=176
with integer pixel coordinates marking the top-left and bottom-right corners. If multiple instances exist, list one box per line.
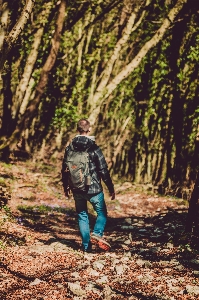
left=70, top=142, right=74, bottom=151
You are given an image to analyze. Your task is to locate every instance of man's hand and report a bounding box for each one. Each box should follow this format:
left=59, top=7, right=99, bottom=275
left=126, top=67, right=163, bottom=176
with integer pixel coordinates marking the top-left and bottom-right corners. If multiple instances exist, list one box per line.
left=65, top=191, right=69, bottom=198
left=64, top=189, right=71, bottom=198
left=110, top=192, right=115, bottom=200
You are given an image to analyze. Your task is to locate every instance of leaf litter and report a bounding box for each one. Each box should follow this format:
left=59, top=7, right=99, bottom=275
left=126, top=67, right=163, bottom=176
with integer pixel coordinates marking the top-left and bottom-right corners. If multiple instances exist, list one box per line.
left=0, top=161, right=199, bottom=300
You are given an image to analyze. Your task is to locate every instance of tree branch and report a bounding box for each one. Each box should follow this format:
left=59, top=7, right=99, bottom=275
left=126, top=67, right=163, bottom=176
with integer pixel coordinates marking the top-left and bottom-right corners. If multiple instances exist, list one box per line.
left=88, top=0, right=188, bottom=125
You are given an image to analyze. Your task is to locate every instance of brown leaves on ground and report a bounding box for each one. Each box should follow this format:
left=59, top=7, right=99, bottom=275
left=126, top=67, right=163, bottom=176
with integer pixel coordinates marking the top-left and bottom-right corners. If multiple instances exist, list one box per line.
left=0, top=160, right=199, bottom=299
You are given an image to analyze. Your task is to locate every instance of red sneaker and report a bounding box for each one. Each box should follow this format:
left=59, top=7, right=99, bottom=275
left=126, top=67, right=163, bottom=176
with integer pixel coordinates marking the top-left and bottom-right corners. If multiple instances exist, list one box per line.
left=90, top=234, right=111, bottom=251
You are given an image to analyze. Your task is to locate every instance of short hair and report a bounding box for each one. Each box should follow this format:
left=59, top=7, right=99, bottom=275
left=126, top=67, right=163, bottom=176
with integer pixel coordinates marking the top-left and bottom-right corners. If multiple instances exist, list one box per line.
left=77, top=119, right=90, bottom=133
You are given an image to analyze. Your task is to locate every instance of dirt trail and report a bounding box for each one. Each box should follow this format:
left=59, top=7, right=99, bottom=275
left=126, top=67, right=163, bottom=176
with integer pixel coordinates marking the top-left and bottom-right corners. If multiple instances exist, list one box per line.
left=0, top=161, right=199, bottom=299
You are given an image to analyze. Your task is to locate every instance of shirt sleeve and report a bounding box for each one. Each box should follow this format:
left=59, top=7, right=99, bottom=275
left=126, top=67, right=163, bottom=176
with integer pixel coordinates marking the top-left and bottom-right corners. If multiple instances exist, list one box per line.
left=95, top=147, right=115, bottom=194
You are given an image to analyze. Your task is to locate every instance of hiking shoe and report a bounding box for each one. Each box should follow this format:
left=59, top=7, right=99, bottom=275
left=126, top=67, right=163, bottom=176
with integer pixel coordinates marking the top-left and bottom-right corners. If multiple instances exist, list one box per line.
left=90, top=234, right=111, bottom=251
left=81, top=241, right=92, bottom=253
left=83, top=248, right=92, bottom=253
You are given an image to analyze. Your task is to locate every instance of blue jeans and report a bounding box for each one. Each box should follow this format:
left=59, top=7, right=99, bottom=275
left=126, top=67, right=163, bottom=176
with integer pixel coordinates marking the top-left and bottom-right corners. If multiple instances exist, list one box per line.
left=73, top=191, right=107, bottom=250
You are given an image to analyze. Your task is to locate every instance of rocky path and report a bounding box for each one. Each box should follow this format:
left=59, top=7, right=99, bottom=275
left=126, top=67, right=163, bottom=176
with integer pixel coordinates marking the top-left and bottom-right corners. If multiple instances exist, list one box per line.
left=0, top=162, right=199, bottom=299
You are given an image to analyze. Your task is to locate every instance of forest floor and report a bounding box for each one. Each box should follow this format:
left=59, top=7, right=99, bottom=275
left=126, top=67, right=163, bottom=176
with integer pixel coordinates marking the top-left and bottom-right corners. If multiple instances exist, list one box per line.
left=0, top=159, right=199, bottom=300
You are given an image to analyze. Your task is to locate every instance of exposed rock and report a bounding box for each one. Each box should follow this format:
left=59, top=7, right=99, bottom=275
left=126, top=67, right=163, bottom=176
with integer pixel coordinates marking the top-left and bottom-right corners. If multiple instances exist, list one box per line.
left=186, top=284, right=199, bottom=295
left=96, top=275, right=109, bottom=284
left=115, top=264, right=128, bottom=275
left=87, top=267, right=100, bottom=277
left=67, top=282, right=86, bottom=296
left=93, top=260, right=105, bottom=271
left=137, top=273, right=154, bottom=283
left=56, top=283, right=64, bottom=289
left=121, top=225, right=136, bottom=230
left=29, top=278, right=44, bottom=286
left=136, top=259, right=152, bottom=268
left=124, top=217, right=132, bottom=224
left=70, top=271, right=82, bottom=279
left=124, top=239, right=131, bottom=245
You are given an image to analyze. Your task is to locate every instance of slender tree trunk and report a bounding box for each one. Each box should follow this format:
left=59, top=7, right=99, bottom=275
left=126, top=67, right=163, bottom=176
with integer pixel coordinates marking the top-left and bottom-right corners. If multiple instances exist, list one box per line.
left=0, top=0, right=35, bottom=72
left=112, top=128, right=130, bottom=167
left=0, top=59, right=12, bottom=137
left=169, top=11, right=189, bottom=183
left=0, top=1, right=9, bottom=50
left=185, top=171, right=199, bottom=234
left=0, top=0, right=66, bottom=151
left=12, top=3, right=52, bottom=120
left=93, top=3, right=148, bottom=94
left=89, top=0, right=150, bottom=119
left=186, top=138, right=199, bottom=236
left=0, top=58, right=12, bottom=161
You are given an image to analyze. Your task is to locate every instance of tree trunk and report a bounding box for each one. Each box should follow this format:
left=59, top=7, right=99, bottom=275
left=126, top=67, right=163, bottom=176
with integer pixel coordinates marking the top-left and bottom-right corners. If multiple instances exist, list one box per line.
left=88, top=0, right=188, bottom=125
left=89, top=0, right=150, bottom=120
left=0, top=0, right=66, bottom=151
left=0, top=1, right=9, bottom=50
left=12, top=3, right=52, bottom=120
left=0, top=0, right=35, bottom=72
left=169, top=9, right=189, bottom=184
left=0, top=58, right=12, bottom=161
left=186, top=172, right=199, bottom=234
left=186, top=138, right=199, bottom=236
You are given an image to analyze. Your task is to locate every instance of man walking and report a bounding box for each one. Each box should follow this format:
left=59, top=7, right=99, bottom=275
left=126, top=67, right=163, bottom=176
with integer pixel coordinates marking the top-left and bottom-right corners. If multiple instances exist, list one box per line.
left=62, top=119, right=115, bottom=252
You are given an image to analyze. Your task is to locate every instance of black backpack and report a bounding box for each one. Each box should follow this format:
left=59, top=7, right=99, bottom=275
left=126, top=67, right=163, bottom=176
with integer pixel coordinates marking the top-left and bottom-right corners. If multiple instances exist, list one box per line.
left=65, top=143, right=91, bottom=191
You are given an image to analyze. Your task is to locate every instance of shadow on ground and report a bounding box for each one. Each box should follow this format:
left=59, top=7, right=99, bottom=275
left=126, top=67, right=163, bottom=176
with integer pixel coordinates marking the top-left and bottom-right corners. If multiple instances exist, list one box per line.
left=7, top=204, right=198, bottom=261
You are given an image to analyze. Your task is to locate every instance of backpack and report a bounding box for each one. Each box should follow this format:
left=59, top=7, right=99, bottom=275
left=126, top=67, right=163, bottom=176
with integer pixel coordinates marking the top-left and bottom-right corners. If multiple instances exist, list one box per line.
left=65, top=143, right=91, bottom=191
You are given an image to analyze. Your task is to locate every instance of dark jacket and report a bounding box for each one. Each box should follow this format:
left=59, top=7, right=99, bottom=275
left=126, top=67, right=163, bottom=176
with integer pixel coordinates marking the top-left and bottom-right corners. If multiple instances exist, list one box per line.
left=61, top=135, right=114, bottom=194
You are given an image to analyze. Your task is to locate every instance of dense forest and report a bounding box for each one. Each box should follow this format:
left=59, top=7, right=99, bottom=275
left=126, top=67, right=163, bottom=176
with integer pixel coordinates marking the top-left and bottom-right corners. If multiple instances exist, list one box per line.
left=1, top=2, right=199, bottom=297
left=0, top=0, right=199, bottom=198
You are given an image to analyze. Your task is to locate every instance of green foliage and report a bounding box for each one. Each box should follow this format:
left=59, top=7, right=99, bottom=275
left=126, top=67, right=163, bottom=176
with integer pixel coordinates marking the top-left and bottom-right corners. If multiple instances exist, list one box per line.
left=0, top=206, right=14, bottom=249
left=1, top=205, right=12, bottom=220
left=17, top=204, right=69, bottom=214
left=187, top=35, right=199, bottom=62
left=52, top=103, right=79, bottom=129
left=1, top=0, right=199, bottom=194
left=0, top=177, right=6, bottom=187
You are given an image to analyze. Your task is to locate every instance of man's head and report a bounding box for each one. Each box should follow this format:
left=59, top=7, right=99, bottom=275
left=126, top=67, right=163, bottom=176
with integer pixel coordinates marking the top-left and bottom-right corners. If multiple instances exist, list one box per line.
left=77, top=119, right=91, bottom=134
